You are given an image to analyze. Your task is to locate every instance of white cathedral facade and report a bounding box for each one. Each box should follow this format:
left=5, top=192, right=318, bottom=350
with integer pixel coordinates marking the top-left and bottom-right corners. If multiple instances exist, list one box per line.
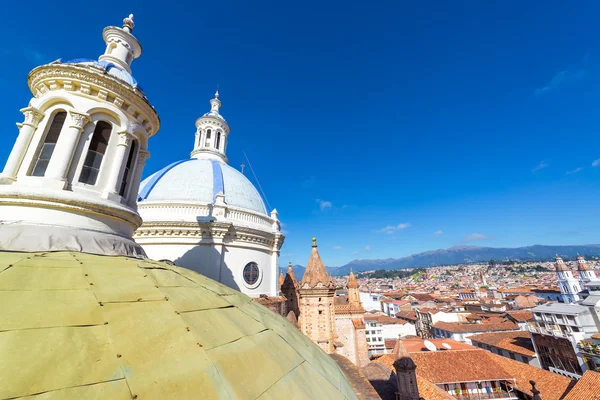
left=0, top=15, right=284, bottom=298
left=133, top=93, right=284, bottom=297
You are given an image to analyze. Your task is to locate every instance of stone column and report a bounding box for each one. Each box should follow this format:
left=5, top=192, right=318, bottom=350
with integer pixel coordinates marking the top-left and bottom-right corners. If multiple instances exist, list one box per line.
left=0, top=107, right=45, bottom=183
left=103, top=131, right=133, bottom=199
left=44, top=110, right=89, bottom=183
left=127, top=149, right=149, bottom=206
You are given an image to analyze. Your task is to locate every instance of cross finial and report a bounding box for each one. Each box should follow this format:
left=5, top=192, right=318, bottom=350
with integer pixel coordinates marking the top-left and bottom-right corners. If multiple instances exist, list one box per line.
left=240, top=162, right=245, bottom=174
left=122, top=14, right=135, bottom=32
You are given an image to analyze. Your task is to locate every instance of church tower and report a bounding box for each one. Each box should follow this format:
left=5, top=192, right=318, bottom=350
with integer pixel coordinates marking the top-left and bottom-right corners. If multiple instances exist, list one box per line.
left=347, top=268, right=361, bottom=308
left=0, top=15, right=159, bottom=256
left=576, top=255, right=596, bottom=289
left=299, top=238, right=336, bottom=353
left=555, top=256, right=581, bottom=303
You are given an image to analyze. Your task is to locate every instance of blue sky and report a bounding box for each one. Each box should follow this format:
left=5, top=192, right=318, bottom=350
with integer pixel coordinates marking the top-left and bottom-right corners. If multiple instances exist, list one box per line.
left=2, top=1, right=600, bottom=266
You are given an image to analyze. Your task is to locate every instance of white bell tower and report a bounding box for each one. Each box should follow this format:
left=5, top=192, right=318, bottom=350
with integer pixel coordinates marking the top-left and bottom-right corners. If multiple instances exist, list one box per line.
left=0, top=15, right=159, bottom=256
left=555, top=256, right=582, bottom=303
left=190, top=92, right=231, bottom=163
left=576, top=255, right=597, bottom=288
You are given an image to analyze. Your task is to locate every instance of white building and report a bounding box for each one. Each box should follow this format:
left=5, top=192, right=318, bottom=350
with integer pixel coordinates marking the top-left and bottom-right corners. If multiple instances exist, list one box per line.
left=0, top=14, right=157, bottom=256
left=133, top=93, right=284, bottom=297
left=360, top=291, right=384, bottom=312
left=364, top=315, right=416, bottom=356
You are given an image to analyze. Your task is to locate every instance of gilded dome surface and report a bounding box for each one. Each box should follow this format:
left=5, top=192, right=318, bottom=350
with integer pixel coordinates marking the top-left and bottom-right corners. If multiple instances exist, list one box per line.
left=0, top=251, right=356, bottom=399
left=138, top=158, right=268, bottom=215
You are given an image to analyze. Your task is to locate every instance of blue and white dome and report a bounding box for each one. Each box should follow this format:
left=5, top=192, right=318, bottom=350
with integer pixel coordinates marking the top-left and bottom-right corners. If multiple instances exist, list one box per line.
left=63, top=59, right=140, bottom=89
left=138, top=158, right=267, bottom=215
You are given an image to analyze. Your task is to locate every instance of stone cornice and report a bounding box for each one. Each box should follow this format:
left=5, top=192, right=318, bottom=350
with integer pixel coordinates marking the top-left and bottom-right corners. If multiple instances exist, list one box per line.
left=28, top=63, right=160, bottom=137
left=195, top=116, right=230, bottom=133
left=0, top=187, right=142, bottom=227
left=133, top=221, right=281, bottom=248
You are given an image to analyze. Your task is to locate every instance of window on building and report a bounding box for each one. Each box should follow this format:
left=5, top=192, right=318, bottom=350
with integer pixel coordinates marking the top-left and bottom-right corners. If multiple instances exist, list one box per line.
left=205, top=129, right=211, bottom=147
left=215, top=131, right=221, bottom=149
left=520, top=355, right=528, bottom=363
left=509, top=352, right=516, bottom=360
left=79, top=121, right=111, bottom=185
left=119, top=140, right=137, bottom=196
left=243, top=262, right=260, bottom=286
left=31, top=111, right=67, bottom=176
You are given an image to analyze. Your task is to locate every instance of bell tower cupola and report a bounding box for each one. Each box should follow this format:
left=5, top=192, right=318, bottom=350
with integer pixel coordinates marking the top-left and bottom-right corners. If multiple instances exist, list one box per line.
left=191, top=92, right=230, bottom=163
left=0, top=15, right=159, bottom=257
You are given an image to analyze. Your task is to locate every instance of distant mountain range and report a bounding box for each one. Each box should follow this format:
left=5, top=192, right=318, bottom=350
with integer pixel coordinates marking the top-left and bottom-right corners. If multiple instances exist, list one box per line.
left=281, top=244, right=600, bottom=279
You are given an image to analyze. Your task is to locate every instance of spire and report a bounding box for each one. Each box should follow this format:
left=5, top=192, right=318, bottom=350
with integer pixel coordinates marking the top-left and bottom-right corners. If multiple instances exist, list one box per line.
left=347, top=268, right=359, bottom=289
left=98, top=14, right=142, bottom=73
left=301, top=238, right=334, bottom=289
left=282, top=261, right=298, bottom=290
left=278, top=269, right=285, bottom=289
left=210, top=91, right=222, bottom=113
left=554, top=256, right=568, bottom=272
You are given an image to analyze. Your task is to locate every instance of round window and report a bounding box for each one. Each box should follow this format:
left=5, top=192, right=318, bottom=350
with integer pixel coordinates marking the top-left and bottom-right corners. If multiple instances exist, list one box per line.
left=243, top=262, right=260, bottom=286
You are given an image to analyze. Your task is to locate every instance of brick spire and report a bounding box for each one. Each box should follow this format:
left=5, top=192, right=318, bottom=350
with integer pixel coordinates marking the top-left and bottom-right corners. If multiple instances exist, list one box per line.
left=347, top=268, right=359, bottom=289
left=301, top=238, right=334, bottom=289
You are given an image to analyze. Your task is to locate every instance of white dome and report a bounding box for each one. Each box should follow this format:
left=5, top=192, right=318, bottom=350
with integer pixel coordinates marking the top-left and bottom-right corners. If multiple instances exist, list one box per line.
left=138, top=158, right=267, bottom=215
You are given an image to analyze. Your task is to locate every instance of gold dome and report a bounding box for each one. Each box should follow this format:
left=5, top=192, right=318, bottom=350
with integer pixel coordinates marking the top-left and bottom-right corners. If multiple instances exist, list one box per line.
left=0, top=251, right=356, bottom=399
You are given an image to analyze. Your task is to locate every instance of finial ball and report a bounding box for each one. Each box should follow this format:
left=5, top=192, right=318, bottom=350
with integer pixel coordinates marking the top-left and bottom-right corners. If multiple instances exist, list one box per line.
left=312, top=237, right=317, bottom=247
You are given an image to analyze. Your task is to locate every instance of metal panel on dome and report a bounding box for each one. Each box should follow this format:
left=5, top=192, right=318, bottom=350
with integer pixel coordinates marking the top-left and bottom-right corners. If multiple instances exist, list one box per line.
left=207, top=329, right=304, bottom=399
left=0, top=290, right=103, bottom=331
left=17, top=379, right=132, bottom=400
left=0, top=326, right=124, bottom=399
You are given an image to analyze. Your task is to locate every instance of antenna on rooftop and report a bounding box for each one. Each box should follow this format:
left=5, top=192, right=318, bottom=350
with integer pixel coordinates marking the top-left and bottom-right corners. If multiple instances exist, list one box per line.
left=423, top=340, right=437, bottom=352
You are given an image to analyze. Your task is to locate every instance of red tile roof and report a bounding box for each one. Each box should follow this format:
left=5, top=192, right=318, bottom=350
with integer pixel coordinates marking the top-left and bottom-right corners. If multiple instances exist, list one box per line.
left=489, top=352, right=572, bottom=400
left=469, top=331, right=535, bottom=356
left=401, top=339, right=476, bottom=353
left=506, top=310, right=534, bottom=322
left=562, top=370, right=600, bottom=400
left=433, top=321, right=518, bottom=333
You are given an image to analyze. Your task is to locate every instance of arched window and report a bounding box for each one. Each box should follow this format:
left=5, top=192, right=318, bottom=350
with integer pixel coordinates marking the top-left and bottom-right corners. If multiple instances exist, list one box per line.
left=119, top=140, right=137, bottom=196
left=31, top=111, right=67, bottom=176
left=79, top=121, right=111, bottom=185
left=205, top=129, right=212, bottom=147
left=215, top=131, right=221, bottom=149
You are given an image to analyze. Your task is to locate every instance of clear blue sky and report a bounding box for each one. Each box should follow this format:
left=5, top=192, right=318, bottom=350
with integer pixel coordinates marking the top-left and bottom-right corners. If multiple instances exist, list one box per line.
left=2, top=1, right=600, bottom=266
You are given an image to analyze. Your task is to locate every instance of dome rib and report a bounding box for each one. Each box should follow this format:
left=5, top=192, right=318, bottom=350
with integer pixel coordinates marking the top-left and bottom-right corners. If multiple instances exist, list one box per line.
left=138, top=159, right=268, bottom=215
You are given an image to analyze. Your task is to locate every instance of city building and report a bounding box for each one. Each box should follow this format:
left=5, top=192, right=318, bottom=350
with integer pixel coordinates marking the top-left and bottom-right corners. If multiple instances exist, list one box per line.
left=529, top=302, right=599, bottom=378
left=470, top=331, right=540, bottom=367
left=415, top=308, right=470, bottom=339
left=133, top=93, right=284, bottom=297
left=432, top=321, right=519, bottom=344
left=0, top=16, right=356, bottom=399
left=372, top=340, right=574, bottom=400
left=360, top=291, right=384, bottom=312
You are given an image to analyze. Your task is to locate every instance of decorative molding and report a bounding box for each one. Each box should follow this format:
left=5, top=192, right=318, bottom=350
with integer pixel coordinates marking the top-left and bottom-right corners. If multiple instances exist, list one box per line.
left=137, top=150, right=150, bottom=164
left=117, top=130, right=134, bottom=146
left=68, top=110, right=90, bottom=130
left=20, top=107, right=45, bottom=128
left=0, top=189, right=142, bottom=227
left=28, top=64, right=160, bottom=136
